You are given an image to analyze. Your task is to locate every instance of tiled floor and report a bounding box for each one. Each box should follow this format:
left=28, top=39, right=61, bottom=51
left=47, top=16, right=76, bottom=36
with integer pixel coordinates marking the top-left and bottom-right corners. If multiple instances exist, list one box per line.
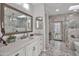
left=40, top=40, right=75, bottom=56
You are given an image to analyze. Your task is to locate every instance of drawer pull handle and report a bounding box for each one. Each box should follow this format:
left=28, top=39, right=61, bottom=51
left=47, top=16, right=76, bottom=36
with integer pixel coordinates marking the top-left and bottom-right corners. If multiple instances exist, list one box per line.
left=15, top=53, right=19, bottom=56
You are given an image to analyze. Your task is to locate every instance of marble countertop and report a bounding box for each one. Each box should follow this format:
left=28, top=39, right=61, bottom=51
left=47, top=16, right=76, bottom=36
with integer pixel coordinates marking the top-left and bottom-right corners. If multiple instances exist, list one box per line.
left=0, top=36, right=40, bottom=56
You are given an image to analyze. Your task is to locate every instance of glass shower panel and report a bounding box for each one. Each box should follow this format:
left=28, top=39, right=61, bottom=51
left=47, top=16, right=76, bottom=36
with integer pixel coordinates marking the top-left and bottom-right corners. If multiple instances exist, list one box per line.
left=53, top=22, right=62, bottom=40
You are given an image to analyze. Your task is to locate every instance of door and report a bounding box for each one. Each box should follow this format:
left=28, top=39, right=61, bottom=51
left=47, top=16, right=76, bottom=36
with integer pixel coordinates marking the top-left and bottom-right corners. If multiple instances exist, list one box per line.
left=53, top=21, right=63, bottom=41
left=25, top=41, right=38, bottom=56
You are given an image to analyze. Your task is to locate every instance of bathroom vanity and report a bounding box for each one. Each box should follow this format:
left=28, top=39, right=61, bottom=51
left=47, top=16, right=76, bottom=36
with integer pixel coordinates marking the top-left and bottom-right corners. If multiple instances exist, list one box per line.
left=0, top=36, right=43, bottom=56
left=0, top=4, right=43, bottom=56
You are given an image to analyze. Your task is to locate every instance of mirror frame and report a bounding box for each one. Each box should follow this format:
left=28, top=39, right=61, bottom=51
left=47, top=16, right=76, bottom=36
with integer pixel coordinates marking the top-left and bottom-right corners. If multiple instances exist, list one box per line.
left=0, top=3, right=33, bottom=35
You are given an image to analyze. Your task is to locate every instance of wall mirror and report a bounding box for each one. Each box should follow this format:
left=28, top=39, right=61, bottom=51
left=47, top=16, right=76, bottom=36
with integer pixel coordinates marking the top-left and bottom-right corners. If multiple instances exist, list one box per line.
left=35, top=17, right=43, bottom=29
left=0, top=4, right=33, bottom=35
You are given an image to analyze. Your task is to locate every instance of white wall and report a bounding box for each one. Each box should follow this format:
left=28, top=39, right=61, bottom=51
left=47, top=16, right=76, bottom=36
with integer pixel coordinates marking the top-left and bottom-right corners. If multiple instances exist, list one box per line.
left=32, top=4, right=45, bottom=33
left=32, top=3, right=46, bottom=51
left=6, top=3, right=33, bottom=15
left=44, top=4, right=50, bottom=49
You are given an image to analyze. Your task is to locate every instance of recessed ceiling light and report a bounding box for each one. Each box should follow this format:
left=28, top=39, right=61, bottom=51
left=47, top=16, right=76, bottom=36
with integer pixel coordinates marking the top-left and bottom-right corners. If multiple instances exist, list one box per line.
left=23, top=3, right=30, bottom=10
left=56, top=9, right=59, bottom=12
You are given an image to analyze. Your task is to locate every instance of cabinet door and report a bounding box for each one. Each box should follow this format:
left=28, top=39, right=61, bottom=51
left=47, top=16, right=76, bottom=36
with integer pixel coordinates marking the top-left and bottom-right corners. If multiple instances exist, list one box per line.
left=40, top=39, right=43, bottom=51
left=36, top=40, right=42, bottom=55
left=25, top=40, right=42, bottom=56
left=35, top=42, right=40, bottom=56
left=10, top=48, right=25, bottom=56
left=26, top=45, right=33, bottom=56
left=26, top=41, right=36, bottom=56
left=26, top=41, right=40, bottom=56
left=75, top=51, right=79, bottom=56
left=32, top=41, right=41, bottom=56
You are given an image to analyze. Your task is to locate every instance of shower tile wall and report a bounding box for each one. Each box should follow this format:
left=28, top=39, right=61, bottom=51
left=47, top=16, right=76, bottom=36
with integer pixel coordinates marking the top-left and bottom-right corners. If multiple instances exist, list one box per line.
left=49, top=13, right=79, bottom=50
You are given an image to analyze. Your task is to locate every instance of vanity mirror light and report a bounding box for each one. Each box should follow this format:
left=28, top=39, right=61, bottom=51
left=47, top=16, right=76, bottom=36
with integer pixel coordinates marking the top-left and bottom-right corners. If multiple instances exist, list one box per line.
left=0, top=4, right=33, bottom=35
left=35, top=17, right=43, bottom=29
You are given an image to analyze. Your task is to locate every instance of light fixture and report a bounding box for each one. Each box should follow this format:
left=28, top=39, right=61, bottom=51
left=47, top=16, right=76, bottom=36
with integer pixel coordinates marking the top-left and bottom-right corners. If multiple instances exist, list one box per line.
left=68, top=5, right=79, bottom=11
left=17, top=3, right=30, bottom=10
left=36, top=17, right=43, bottom=21
left=23, top=3, right=30, bottom=10
left=56, top=9, right=60, bottom=12
left=17, top=15, right=26, bottom=18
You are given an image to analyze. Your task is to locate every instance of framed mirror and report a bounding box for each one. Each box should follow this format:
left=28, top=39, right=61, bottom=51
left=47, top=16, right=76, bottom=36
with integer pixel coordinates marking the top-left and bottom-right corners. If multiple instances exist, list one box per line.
left=0, top=4, right=33, bottom=35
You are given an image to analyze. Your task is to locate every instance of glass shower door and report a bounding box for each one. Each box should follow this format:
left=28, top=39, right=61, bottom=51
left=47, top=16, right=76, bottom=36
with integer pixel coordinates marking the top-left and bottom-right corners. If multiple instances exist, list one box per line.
left=53, top=22, right=62, bottom=41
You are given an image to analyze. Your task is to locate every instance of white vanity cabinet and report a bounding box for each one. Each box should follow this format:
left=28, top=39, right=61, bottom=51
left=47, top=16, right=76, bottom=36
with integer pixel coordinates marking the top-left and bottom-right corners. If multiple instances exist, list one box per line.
left=25, top=39, right=42, bottom=56
left=34, top=39, right=42, bottom=56
left=10, top=48, right=25, bottom=56
left=25, top=41, right=37, bottom=56
left=0, top=37, right=43, bottom=56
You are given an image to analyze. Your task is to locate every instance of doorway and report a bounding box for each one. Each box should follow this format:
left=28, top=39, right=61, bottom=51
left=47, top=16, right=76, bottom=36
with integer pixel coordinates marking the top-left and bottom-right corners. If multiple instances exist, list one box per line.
left=53, top=21, right=63, bottom=41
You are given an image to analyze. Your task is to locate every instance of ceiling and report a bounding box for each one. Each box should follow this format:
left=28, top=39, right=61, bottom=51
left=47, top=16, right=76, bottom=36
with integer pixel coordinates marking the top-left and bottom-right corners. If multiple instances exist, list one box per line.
left=45, top=3, right=79, bottom=16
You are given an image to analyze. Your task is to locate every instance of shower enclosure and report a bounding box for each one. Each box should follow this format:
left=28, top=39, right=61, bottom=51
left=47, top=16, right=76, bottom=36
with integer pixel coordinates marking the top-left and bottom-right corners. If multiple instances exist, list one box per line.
left=53, top=21, right=63, bottom=41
